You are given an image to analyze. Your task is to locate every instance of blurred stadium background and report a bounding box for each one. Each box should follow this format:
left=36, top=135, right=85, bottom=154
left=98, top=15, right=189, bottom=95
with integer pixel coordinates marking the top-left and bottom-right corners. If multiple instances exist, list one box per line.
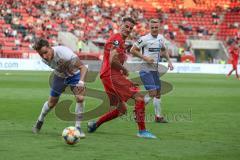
left=0, top=0, right=239, bottom=65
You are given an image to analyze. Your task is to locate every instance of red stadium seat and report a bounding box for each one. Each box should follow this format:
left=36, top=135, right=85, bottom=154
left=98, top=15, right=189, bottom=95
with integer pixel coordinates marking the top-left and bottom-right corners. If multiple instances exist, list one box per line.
left=1, top=50, right=23, bottom=58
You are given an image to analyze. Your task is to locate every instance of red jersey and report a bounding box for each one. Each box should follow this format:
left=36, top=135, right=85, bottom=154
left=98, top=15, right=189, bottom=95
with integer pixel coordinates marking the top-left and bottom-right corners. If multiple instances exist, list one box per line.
left=100, top=33, right=127, bottom=78
left=229, top=47, right=239, bottom=62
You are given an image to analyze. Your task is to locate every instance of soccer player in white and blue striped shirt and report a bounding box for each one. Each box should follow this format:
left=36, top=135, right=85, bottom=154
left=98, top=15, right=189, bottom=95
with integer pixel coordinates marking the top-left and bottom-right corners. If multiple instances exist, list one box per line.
left=130, top=19, right=174, bottom=123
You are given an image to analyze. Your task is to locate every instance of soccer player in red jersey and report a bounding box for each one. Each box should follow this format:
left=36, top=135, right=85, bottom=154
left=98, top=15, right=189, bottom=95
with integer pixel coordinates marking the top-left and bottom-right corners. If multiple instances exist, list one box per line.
left=87, top=17, right=157, bottom=138
left=227, top=41, right=240, bottom=80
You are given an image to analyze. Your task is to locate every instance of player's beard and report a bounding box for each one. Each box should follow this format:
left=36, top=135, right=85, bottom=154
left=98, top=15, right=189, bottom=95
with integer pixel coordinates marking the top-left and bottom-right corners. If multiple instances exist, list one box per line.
left=122, top=31, right=130, bottom=39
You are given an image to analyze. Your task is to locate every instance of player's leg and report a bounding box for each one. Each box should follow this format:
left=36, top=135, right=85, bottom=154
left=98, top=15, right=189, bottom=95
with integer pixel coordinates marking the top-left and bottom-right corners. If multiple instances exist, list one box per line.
left=110, top=73, right=156, bottom=138
left=152, top=90, right=161, bottom=121
left=88, top=103, right=126, bottom=133
left=67, top=72, right=86, bottom=138
left=87, top=77, right=126, bottom=133
left=144, top=93, right=151, bottom=105
left=133, top=92, right=157, bottom=139
left=32, top=74, right=65, bottom=133
left=228, top=68, right=235, bottom=76
left=139, top=70, right=153, bottom=104
left=227, top=65, right=235, bottom=78
left=71, top=85, right=86, bottom=138
left=148, top=89, right=162, bottom=121
left=133, top=93, right=146, bottom=131
left=150, top=71, right=168, bottom=123
left=39, top=96, right=59, bottom=121
left=32, top=96, right=60, bottom=133
left=153, top=90, right=167, bottom=123
left=140, top=70, right=165, bottom=123
left=233, top=64, right=239, bottom=79
left=99, top=101, right=127, bottom=125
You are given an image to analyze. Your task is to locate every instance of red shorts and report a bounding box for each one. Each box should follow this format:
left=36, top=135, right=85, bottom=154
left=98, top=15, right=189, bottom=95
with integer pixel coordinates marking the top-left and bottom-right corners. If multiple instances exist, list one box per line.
left=232, top=61, right=238, bottom=69
left=101, top=74, right=139, bottom=106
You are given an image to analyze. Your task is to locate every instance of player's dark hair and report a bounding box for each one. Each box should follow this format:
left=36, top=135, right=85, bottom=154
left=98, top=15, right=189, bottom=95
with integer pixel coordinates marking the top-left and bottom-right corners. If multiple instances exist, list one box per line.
left=33, top=38, right=49, bottom=51
left=122, top=17, right=136, bottom=25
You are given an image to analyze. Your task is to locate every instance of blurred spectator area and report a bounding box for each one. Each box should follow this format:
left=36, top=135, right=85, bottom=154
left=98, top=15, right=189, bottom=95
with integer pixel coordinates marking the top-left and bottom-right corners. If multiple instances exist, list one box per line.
left=0, top=0, right=239, bottom=59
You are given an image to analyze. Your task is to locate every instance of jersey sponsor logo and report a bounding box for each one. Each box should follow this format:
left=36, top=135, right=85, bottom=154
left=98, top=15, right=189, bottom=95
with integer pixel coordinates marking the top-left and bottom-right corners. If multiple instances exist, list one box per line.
left=148, top=48, right=160, bottom=52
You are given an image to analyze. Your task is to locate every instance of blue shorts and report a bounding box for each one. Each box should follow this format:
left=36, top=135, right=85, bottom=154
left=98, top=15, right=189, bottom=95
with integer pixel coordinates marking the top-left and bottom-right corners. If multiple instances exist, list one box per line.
left=139, top=70, right=161, bottom=91
left=50, top=72, right=80, bottom=97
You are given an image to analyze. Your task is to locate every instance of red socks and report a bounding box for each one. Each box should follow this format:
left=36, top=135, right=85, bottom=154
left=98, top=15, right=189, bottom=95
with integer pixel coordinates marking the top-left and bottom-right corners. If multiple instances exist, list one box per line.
left=134, top=100, right=146, bottom=131
left=96, top=100, right=146, bottom=131
left=96, top=105, right=127, bottom=127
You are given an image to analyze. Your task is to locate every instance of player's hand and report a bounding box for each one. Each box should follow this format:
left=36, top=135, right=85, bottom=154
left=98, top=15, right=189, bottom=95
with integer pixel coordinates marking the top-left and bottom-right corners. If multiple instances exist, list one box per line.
left=143, top=56, right=154, bottom=64
left=74, top=80, right=85, bottom=94
left=77, top=80, right=85, bottom=87
left=168, top=62, right=174, bottom=71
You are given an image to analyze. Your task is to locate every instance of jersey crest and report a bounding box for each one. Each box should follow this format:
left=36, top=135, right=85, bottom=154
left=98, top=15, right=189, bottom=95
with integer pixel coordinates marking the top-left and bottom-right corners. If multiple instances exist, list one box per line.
left=137, top=39, right=143, bottom=44
left=113, top=40, right=120, bottom=47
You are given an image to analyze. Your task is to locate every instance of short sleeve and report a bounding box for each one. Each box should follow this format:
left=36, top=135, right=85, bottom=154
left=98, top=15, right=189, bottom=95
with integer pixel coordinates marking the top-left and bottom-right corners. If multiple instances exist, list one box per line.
left=56, top=46, right=77, bottom=61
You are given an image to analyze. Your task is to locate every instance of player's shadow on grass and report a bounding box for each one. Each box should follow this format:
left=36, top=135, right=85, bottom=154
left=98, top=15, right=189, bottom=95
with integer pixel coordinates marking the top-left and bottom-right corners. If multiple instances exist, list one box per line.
left=91, top=130, right=133, bottom=138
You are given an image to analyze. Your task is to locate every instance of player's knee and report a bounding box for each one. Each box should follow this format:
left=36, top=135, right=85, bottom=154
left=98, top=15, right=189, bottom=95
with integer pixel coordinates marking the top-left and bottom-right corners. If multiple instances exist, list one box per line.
left=118, top=104, right=127, bottom=115
left=134, top=93, right=144, bottom=102
left=48, top=97, right=59, bottom=108
left=134, top=96, right=145, bottom=111
left=149, top=89, right=159, bottom=97
left=134, top=100, right=145, bottom=123
left=48, top=101, right=57, bottom=108
left=155, top=94, right=161, bottom=99
left=149, top=92, right=157, bottom=97
left=76, top=95, right=84, bottom=103
left=155, top=96, right=161, bottom=99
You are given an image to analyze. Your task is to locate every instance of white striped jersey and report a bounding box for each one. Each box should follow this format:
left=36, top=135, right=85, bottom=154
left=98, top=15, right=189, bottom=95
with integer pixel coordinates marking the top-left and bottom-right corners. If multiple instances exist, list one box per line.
left=134, top=33, right=167, bottom=71
left=42, top=46, right=80, bottom=78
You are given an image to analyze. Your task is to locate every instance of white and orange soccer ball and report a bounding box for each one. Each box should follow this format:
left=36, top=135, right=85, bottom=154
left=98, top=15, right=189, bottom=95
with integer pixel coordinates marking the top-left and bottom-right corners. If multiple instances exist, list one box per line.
left=62, top=126, right=80, bottom=145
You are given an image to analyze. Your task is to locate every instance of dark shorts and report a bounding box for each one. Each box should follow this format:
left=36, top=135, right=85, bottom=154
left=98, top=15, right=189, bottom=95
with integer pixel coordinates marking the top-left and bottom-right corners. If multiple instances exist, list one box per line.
left=139, top=70, right=161, bottom=91
left=50, top=72, right=80, bottom=97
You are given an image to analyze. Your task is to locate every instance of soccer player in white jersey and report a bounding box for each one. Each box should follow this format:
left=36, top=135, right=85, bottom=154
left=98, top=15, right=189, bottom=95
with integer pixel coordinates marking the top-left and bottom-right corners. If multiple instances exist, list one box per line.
left=32, top=38, right=88, bottom=138
left=130, top=19, right=174, bottom=123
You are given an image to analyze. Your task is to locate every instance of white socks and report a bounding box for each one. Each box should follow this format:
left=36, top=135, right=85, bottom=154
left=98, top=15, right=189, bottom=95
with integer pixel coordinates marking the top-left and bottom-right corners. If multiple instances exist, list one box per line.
left=38, top=101, right=51, bottom=122
left=144, top=94, right=162, bottom=117
left=37, top=101, right=84, bottom=128
left=144, top=94, right=151, bottom=104
left=153, top=97, right=161, bottom=117
left=75, top=102, right=84, bottom=128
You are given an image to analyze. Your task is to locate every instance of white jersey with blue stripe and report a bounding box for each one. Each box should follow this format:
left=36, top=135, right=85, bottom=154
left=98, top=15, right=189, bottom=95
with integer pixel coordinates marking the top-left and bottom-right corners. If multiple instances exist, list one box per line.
left=135, top=33, right=167, bottom=71
left=42, top=46, right=80, bottom=78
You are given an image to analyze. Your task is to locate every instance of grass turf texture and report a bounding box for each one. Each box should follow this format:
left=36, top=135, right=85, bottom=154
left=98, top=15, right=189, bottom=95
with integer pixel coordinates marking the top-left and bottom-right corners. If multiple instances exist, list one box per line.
left=0, top=71, right=239, bottom=160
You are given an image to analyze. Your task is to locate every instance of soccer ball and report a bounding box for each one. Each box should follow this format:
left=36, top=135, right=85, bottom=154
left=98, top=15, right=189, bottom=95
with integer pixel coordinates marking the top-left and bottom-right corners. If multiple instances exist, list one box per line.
left=62, top=126, right=80, bottom=145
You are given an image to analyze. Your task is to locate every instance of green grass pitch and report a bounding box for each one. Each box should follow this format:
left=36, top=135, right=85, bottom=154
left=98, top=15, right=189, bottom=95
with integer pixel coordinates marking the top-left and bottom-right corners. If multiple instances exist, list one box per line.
left=0, top=71, right=239, bottom=160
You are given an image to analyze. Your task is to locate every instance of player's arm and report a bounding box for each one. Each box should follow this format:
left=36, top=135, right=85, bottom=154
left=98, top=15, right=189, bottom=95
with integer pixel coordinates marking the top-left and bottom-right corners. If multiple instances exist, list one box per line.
left=161, top=44, right=174, bottom=71
left=74, top=58, right=88, bottom=86
left=130, top=45, right=154, bottom=64
left=110, top=48, right=129, bottom=76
